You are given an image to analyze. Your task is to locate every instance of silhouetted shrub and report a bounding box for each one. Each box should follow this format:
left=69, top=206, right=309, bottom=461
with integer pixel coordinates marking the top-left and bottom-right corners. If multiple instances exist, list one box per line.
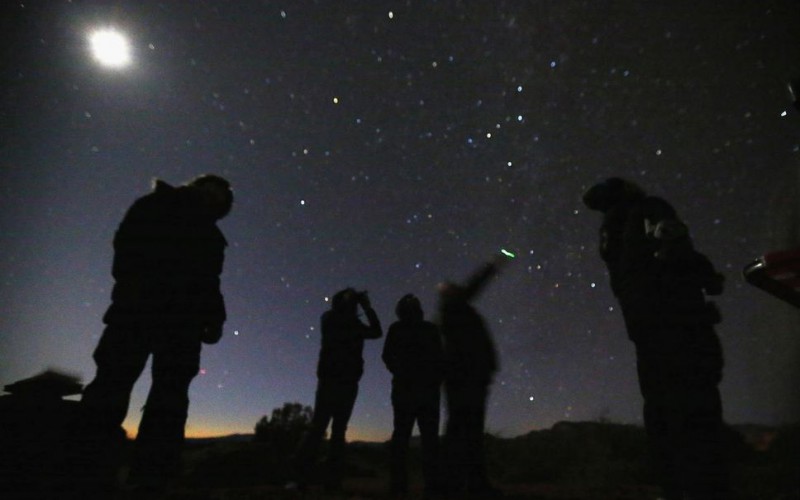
left=253, top=402, right=315, bottom=453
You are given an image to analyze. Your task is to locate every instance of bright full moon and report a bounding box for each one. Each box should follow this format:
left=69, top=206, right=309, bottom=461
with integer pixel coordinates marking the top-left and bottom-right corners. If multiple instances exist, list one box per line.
left=89, top=29, right=132, bottom=68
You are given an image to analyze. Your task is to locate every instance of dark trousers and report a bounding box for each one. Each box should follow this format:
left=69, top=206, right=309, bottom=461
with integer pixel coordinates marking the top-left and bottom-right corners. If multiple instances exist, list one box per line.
left=292, top=378, right=359, bottom=487
left=635, top=326, right=729, bottom=500
left=80, top=322, right=201, bottom=485
left=390, top=380, right=441, bottom=493
left=442, top=381, right=491, bottom=494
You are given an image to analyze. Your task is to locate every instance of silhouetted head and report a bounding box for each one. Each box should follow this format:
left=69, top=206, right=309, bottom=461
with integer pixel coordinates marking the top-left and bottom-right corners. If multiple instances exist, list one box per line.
left=582, top=177, right=645, bottom=213
left=187, top=174, right=234, bottom=220
left=395, top=294, right=424, bottom=322
left=331, top=287, right=359, bottom=315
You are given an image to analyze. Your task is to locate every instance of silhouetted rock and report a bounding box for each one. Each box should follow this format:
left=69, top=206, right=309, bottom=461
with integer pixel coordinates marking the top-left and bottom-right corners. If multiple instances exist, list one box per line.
left=0, top=370, right=84, bottom=498
left=3, top=369, right=83, bottom=399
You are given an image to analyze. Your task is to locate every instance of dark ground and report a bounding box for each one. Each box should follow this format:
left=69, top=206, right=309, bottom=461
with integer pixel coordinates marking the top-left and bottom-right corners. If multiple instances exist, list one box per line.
left=113, top=421, right=800, bottom=500
left=1, top=415, right=798, bottom=499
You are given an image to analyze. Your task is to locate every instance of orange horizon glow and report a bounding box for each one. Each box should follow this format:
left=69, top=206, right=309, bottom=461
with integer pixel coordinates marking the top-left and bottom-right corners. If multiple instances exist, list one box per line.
left=123, top=423, right=391, bottom=442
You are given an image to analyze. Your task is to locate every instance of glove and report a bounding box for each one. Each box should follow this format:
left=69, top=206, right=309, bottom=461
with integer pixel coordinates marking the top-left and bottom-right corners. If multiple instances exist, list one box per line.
left=200, top=323, right=224, bottom=344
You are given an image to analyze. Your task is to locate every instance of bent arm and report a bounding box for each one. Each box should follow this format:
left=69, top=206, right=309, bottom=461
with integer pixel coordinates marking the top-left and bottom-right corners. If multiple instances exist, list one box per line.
left=462, top=261, right=499, bottom=302
left=382, top=325, right=398, bottom=373
left=361, top=307, right=383, bottom=339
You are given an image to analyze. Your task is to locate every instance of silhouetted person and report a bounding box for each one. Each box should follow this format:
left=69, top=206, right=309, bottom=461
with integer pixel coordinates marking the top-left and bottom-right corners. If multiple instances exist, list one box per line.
left=289, top=288, right=382, bottom=492
left=583, top=177, right=729, bottom=500
left=383, top=294, right=444, bottom=495
left=438, top=257, right=506, bottom=497
left=79, top=175, right=233, bottom=491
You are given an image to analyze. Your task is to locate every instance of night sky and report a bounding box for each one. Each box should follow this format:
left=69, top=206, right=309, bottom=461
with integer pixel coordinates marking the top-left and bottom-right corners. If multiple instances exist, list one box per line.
left=2, top=1, right=799, bottom=441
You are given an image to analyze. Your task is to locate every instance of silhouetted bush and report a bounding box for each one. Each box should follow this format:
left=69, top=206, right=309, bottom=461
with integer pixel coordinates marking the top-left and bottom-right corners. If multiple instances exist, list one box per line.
left=253, top=402, right=314, bottom=453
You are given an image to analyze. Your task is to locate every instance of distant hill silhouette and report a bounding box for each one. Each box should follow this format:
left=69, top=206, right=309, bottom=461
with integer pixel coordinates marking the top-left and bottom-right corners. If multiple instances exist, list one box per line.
left=185, top=434, right=253, bottom=445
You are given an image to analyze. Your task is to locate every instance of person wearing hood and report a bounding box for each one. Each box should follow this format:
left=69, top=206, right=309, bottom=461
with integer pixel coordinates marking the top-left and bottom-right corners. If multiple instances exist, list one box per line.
left=382, top=294, right=444, bottom=496
left=79, top=175, right=233, bottom=491
left=583, top=177, right=729, bottom=500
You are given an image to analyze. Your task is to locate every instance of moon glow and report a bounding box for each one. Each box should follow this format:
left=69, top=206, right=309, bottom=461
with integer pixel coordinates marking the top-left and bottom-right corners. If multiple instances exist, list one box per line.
left=89, top=29, right=131, bottom=69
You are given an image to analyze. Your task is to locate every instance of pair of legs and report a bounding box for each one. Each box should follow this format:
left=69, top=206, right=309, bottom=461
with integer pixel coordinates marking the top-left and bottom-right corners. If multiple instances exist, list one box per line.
left=80, top=322, right=201, bottom=487
left=442, top=381, right=493, bottom=495
left=389, top=381, right=440, bottom=494
left=292, top=378, right=358, bottom=489
left=636, top=326, right=729, bottom=500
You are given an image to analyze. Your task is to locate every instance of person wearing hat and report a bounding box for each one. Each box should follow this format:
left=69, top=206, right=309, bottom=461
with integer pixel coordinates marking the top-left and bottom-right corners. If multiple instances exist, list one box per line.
left=583, top=177, right=729, bottom=500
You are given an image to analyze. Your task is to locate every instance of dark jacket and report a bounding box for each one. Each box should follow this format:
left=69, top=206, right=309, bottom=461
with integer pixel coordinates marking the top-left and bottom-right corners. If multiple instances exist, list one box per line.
left=317, top=307, right=382, bottom=382
left=600, top=195, right=723, bottom=337
left=440, top=302, right=498, bottom=386
left=103, top=180, right=227, bottom=327
left=383, top=320, right=444, bottom=386
left=439, top=262, right=500, bottom=386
